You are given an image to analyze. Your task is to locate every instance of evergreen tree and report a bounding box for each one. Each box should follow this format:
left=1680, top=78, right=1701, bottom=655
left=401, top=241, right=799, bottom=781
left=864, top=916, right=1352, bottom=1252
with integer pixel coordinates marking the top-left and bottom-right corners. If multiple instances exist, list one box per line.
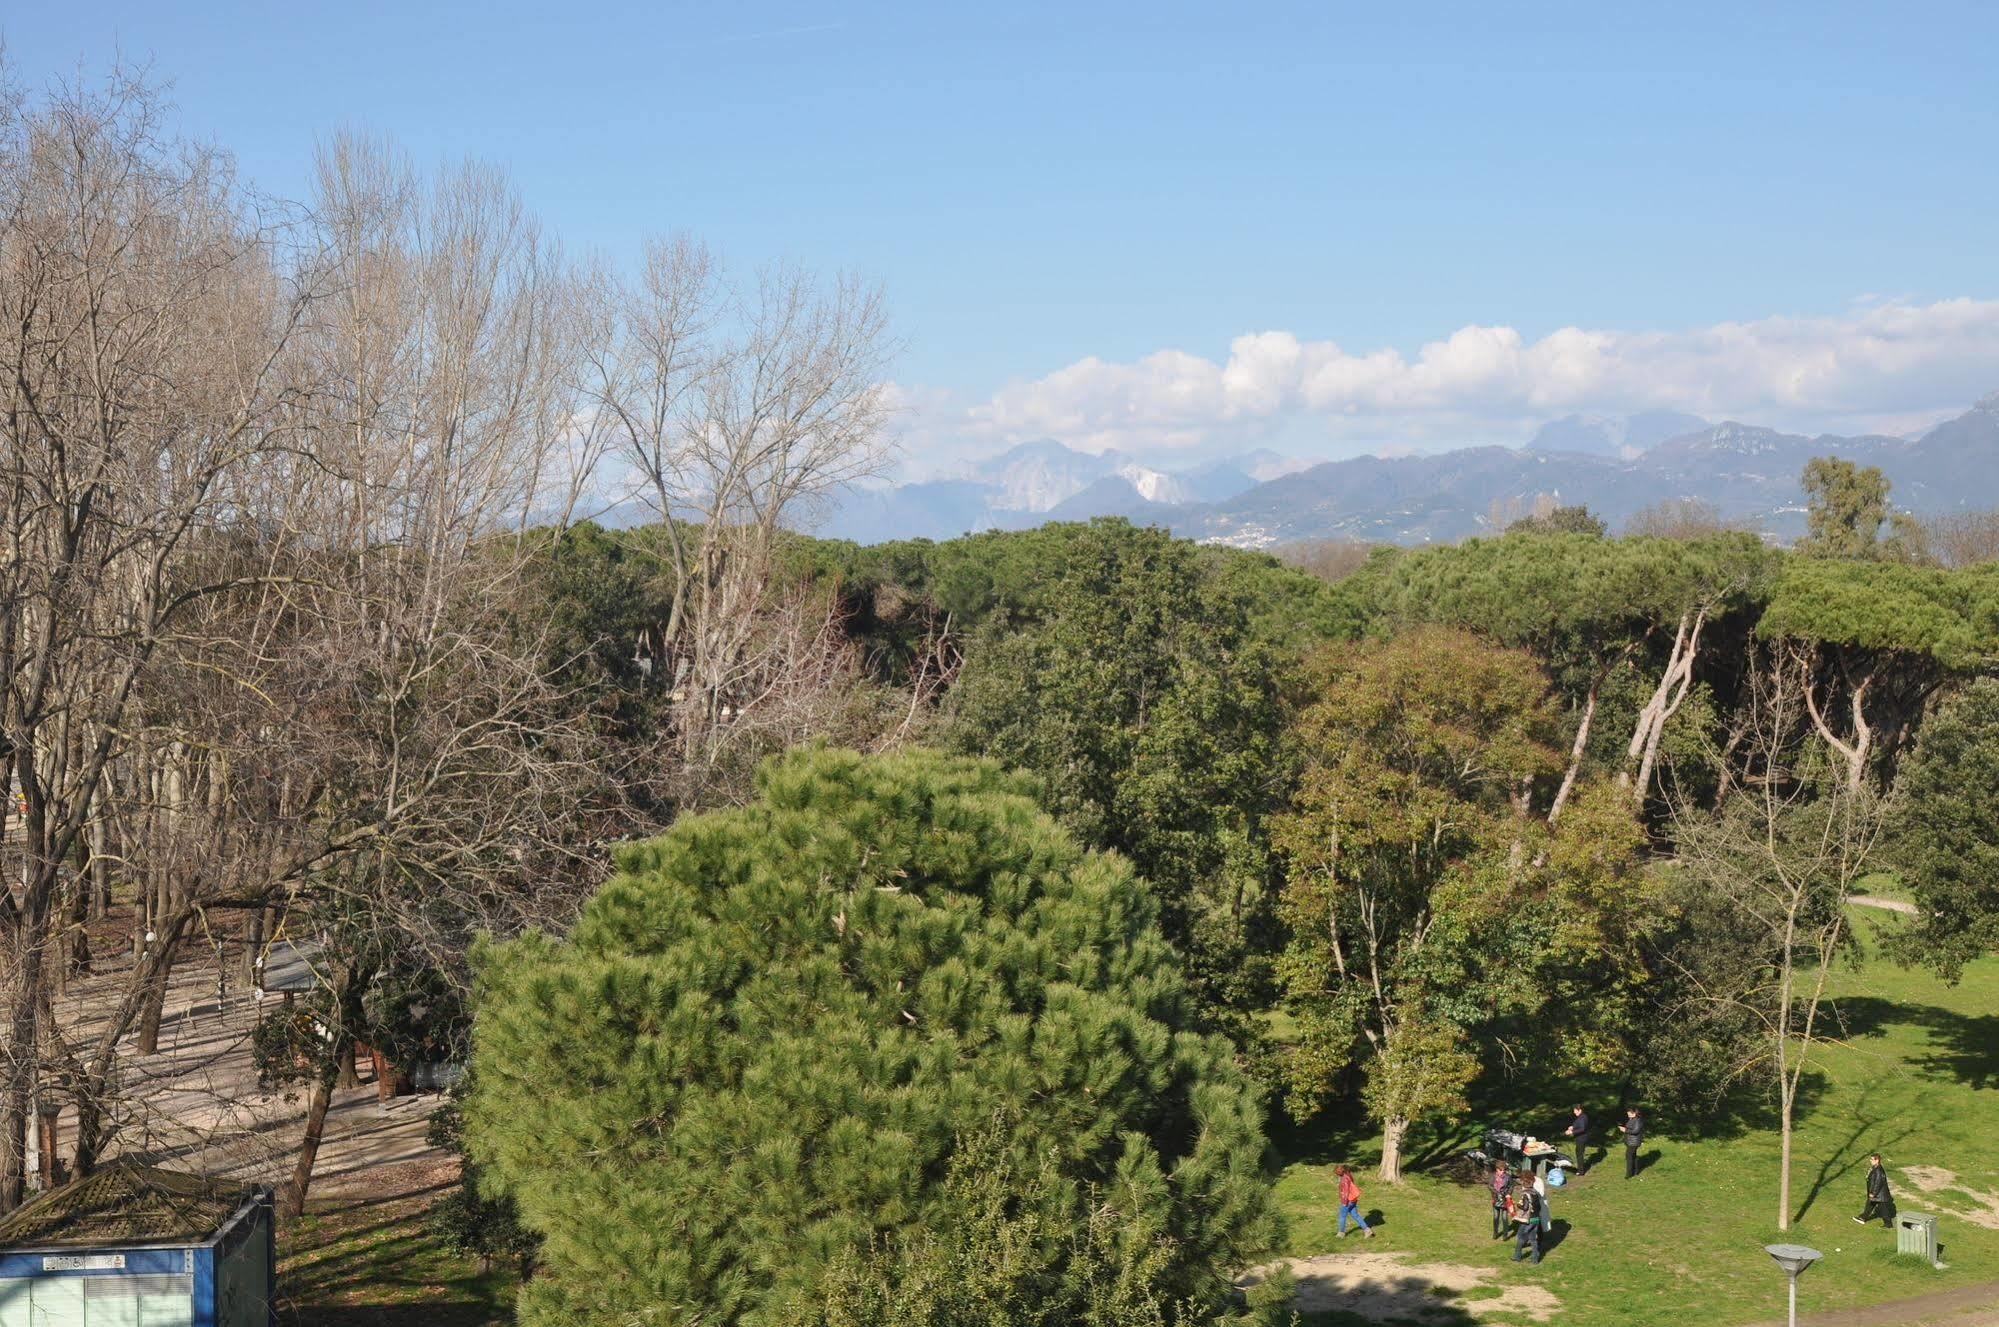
left=1797, top=455, right=1927, bottom=561
left=1889, top=678, right=1999, bottom=980
left=943, top=520, right=1304, bottom=1034
left=466, top=747, right=1278, bottom=1327
left=1800, top=456, right=1892, bottom=559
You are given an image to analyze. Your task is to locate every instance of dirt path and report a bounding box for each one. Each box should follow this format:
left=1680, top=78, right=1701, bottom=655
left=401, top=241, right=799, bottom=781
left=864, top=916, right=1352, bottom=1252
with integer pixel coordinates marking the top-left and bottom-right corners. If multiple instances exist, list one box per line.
left=1851, top=894, right=1918, bottom=916
left=1748, top=1280, right=1999, bottom=1327
left=1241, top=1250, right=1561, bottom=1323
left=34, top=936, right=451, bottom=1197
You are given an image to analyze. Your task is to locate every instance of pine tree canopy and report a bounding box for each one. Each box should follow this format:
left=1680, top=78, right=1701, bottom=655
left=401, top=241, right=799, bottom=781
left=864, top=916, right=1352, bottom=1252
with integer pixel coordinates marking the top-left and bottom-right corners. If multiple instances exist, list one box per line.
left=1759, top=557, right=1999, bottom=667
left=465, top=746, right=1278, bottom=1326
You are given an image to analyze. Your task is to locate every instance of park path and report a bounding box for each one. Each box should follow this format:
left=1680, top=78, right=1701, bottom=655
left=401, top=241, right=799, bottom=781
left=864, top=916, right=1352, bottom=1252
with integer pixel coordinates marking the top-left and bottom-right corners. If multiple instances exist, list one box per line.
left=34, top=923, right=451, bottom=1201
left=1850, top=894, right=1919, bottom=916
left=1748, top=1280, right=1999, bottom=1327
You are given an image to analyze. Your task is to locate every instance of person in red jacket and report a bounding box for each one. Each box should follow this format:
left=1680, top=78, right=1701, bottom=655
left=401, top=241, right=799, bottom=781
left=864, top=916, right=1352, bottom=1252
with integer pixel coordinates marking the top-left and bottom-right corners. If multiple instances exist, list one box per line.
left=1334, top=1163, right=1374, bottom=1238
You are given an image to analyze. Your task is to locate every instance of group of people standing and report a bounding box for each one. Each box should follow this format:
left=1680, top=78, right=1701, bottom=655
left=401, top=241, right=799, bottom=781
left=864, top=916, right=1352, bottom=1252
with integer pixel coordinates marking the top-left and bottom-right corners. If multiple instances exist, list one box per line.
left=1491, top=1104, right=1647, bottom=1266
left=1561, top=1104, right=1646, bottom=1180
left=1333, top=1113, right=1904, bottom=1272
left=1328, top=1104, right=1653, bottom=1267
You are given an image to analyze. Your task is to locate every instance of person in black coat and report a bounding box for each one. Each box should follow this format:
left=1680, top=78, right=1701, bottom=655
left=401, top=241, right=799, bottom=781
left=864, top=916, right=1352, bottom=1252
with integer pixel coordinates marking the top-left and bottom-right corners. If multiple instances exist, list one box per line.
left=1565, top=1105, right=1592, bottom=1176
left=1854, top=1154, right=1895, bottom=1227
left=1622, top=1107, right=1644, bottom=1179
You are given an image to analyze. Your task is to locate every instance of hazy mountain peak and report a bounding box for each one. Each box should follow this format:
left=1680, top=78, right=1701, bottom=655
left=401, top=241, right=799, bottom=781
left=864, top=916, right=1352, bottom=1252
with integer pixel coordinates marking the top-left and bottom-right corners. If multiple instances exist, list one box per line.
left=1113, top=462, right=1195, bottom=505
left=1528, top=409, right=1708, bottom=457
left=974, top=439, right=1120, bottom=511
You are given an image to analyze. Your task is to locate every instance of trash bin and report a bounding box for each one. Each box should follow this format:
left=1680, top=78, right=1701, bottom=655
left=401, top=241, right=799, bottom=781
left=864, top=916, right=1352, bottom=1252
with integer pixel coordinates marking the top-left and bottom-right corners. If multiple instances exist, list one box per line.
left=1896, top=1211, right=1940, bottom=1265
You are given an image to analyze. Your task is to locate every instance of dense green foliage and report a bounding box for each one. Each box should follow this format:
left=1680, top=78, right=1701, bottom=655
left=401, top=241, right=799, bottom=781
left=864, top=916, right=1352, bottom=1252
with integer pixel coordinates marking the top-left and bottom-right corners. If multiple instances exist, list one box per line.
left=942, top=521, right=1323, bottom=1031
left=1758, top=557, right=1999, bottom=667
left=465, top=747, right=1278, bottom=1326
left=1889, top=678, right=1999, bottom=980
left=1272, top=629, right=1654, bottom=1174
left=446, top=463, right=1999, bottom=1318
left=1506, top=502, right=1608, bottom=537
left=1798, top=455, right=1897, bottom=559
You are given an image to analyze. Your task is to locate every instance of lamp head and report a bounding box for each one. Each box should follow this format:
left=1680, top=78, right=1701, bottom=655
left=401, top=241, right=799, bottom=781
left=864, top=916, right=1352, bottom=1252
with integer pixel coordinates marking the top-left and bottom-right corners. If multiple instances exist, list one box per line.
left=1765, top=1244, right=1823, bottom=1278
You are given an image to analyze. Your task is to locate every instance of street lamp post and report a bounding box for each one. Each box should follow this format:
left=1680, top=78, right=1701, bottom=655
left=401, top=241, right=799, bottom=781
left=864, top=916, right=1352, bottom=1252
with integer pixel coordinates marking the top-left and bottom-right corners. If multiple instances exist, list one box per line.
left=1765, top=1243, right=1823, bottom=1327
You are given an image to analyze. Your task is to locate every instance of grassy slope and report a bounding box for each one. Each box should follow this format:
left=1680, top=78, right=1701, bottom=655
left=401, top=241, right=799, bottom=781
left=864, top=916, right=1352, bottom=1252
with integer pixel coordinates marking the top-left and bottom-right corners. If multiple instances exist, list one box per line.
left=1272, top=908, right=1999, bottom=1326
left=281, top=1190, right=515, bottom=1327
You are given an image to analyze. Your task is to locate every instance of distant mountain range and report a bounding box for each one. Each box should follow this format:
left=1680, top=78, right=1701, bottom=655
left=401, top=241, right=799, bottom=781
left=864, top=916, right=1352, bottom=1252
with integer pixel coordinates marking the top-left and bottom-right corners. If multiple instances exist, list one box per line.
left=817, top=442, right=1301, bottom=543
left=819, top=393, right=1999, bottom=548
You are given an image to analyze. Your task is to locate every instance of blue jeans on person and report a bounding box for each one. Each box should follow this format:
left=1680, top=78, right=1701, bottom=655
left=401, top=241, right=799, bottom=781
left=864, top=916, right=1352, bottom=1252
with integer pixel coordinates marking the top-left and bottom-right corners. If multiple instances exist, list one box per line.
left=1338, top=1201, right=1369, bottom=1234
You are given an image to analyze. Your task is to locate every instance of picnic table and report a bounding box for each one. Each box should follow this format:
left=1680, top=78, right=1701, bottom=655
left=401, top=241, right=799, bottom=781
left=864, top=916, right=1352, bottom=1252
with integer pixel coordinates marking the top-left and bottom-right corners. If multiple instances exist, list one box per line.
left=1470, top=1127, right=1576, bottom=1185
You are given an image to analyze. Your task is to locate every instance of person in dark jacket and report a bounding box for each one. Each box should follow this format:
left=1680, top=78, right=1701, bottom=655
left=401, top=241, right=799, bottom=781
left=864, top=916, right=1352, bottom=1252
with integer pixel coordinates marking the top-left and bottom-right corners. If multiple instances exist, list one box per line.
left=1854, top=1154, right=1895, bottom=1227
left=1565, top=1105, right=1592, bottom=1176
left=1488, top=1161, right=1512, bottom=1239
left=1509, top=1181, right=1544, bottom=1264
left=1622, top=1107, right=1645, bottom=1179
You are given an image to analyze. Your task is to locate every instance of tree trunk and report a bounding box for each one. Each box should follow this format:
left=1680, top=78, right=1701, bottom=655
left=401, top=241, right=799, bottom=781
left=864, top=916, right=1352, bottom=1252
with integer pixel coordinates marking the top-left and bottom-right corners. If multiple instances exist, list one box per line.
left=1777, top=1080, right=1793, bottom=1231
left=0, top=1089, right=24, bottom=1214
left=280, top=1044, right=345, bottom=1220
left=0, top=928, right=47, bottom=1213
left=1548, top=681, right=1599, bottom=825
left=87, top=815, right=111, bottom=920
left=1623, top=608, right=1706, bottom=803
left=1379, top=1117, right=1409, bottom=1185
left=64, top=875, right=92, bottom=980
left=131, top=878, right=150, bottom=961
left=134, top=936, right=178, bottom=1056
left=71, top=1093, right=106, bottom=1181
left=35, top=1107, right=64, bottom=1190
left=240, top=906, right=265, bottom=988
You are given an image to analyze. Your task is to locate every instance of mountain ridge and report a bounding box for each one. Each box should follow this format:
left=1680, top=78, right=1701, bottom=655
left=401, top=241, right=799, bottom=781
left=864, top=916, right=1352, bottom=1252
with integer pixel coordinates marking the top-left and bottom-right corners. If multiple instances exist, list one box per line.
left=818, top=397, right=1999, bottom=546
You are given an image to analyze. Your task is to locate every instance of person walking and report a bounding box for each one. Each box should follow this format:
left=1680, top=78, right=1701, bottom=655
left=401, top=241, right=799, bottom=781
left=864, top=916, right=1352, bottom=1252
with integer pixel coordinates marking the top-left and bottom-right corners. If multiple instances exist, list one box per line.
left=1622, top=1107, right=1645, bottom=1179
left=1565, top=1105, right=1592, bottom=1176
left=1488, top=1160, right=1512, bottom=1239
left=1854, top=1154, right=1896, bottom=1228
left=1509, top=1180, right=1544, bottom=1264
left=1334, top=1163, right=1374, bottom=1238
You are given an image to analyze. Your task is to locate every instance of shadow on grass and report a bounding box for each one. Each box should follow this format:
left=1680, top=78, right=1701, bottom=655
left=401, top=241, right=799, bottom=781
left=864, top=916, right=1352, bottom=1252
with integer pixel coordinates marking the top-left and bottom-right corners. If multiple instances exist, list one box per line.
left=282, top=1304, right=498, bottom=1327
left=279, top=1195, right=515, bottom=1327
left=1300, top=1308, right=1477, bottom=1327
left=1268, top=1266, right=1481, bottom=1327
left=1792, top=1073, right=1920, bottom=1225
left=1834, top=996, right=1999, bottom=1090
left=1269, top=1024, right=1857, bottom=1186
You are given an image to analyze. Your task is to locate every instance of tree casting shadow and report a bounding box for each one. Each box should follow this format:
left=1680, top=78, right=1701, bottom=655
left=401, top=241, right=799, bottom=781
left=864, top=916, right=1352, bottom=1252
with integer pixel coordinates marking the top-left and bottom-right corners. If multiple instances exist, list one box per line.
left=1834, top=996, right=1999, bottom=1091
left=282, top=1304, right=493, bottom=1327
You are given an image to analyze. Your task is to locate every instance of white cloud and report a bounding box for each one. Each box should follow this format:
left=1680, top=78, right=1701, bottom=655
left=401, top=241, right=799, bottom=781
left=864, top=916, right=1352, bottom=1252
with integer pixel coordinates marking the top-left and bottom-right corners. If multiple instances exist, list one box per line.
left=889, top=297, right=1999, bottom=472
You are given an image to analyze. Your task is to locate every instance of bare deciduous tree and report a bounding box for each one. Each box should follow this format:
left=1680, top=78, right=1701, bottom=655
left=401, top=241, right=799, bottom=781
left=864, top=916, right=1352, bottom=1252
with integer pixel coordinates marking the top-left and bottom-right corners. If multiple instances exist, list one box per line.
left=0, top=69, right=323, bottom=1210
left=593, top=250, right=895, bottom=789
left=1, top=66, right=899, bottom=1220
left=1666, top=654, right=1890, bottom=1231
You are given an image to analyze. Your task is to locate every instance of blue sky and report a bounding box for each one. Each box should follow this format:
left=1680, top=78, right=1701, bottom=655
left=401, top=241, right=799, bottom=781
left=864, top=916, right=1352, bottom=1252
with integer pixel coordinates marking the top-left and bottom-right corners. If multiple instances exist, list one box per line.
left=7, top=2, right=1998, bottom=465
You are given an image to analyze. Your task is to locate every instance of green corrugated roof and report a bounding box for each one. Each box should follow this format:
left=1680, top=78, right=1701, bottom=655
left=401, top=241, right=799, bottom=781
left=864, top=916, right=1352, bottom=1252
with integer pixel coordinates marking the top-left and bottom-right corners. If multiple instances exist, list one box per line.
left=0, top=1162, right=252, bottom=1249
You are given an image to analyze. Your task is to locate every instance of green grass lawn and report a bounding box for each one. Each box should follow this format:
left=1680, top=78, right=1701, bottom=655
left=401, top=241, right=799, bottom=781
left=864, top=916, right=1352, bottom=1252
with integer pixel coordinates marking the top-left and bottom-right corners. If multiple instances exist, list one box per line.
left=1269, top=907, right=1999, bottom=1326
left=281, top=1189, right=515, bottom=1327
